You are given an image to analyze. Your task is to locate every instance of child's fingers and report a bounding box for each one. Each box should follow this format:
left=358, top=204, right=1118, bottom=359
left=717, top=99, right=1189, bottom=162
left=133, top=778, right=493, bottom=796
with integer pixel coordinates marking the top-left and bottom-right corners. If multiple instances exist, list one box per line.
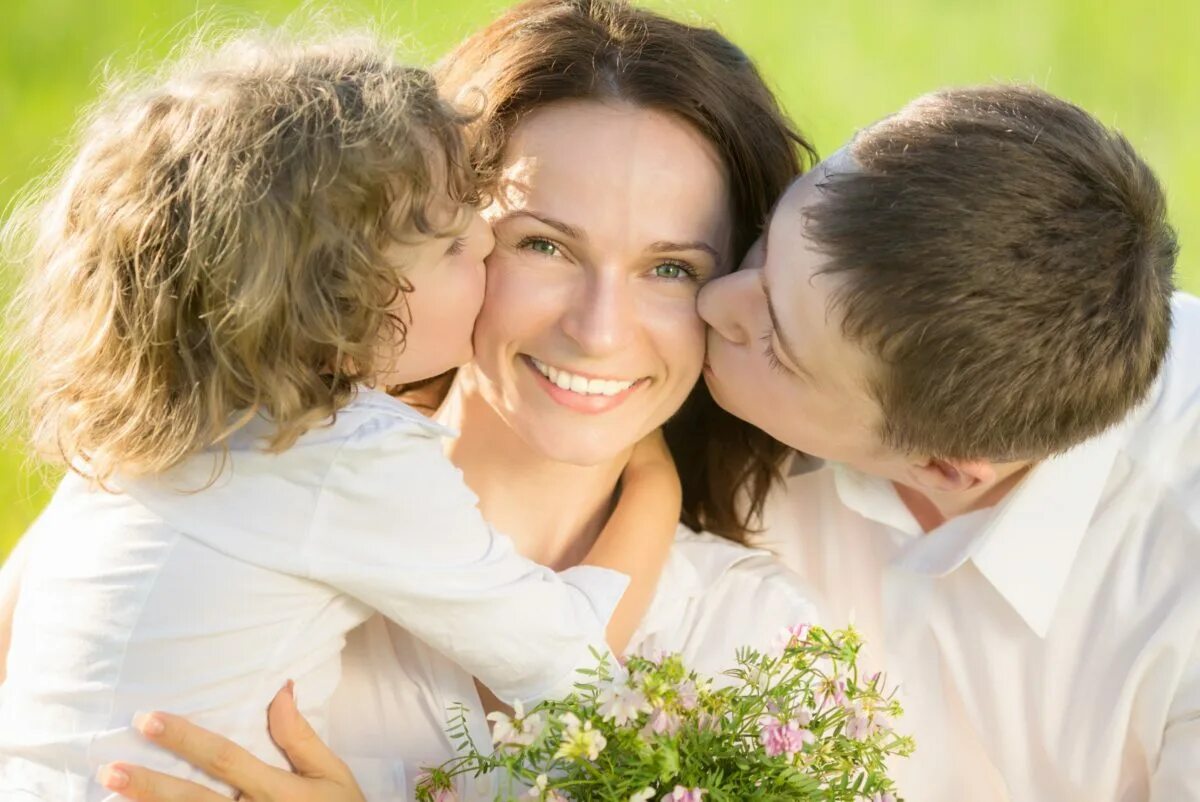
left=131, top=711, right=291, bottom=799
left=267, top=682, right=350, bottom=781
left=97, top=762, right=229, bottom=802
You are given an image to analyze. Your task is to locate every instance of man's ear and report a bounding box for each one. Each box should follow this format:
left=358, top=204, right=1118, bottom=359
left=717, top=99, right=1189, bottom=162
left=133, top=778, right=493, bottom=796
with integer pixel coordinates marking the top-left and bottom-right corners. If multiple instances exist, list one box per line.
left=908, top=456, right=996, bottom=494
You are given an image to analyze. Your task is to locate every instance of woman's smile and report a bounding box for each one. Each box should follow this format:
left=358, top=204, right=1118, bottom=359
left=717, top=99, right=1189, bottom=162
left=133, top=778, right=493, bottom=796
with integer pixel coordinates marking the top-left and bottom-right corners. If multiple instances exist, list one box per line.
left=524, top=354, right=649, bottom=414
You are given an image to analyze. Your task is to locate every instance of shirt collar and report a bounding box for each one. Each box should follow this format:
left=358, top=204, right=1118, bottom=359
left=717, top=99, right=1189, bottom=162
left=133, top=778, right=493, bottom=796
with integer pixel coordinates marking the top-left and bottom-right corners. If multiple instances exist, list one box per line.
left=631, top=527, right=770, bottom=648
left=968, top=423, right=1125, bottom=637
left=831, top=422, right=1126, bottom=638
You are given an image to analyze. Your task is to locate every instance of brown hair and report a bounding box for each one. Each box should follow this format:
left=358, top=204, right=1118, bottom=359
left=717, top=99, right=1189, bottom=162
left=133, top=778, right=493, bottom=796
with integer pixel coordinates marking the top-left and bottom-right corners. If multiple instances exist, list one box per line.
left=807, top=84, right=1178, bottom=461
left=435, top=0, right=816, bottom=541
left=4, top=30, right=476, bottom=482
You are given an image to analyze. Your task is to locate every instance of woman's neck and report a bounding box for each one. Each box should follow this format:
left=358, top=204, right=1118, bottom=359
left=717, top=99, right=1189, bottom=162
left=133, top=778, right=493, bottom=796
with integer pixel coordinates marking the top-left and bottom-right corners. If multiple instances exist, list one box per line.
left=436, top=372, right=630, bottom=570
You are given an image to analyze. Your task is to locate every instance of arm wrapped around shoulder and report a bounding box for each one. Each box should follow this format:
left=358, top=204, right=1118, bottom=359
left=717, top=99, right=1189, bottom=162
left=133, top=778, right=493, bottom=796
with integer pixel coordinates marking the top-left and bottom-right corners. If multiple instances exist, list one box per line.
left=303, top=419, right=630, bottom=706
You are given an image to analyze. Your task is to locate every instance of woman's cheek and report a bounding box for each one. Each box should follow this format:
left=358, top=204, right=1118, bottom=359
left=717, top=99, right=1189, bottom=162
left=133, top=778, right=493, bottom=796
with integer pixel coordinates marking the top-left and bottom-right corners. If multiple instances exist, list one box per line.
left=643, top=290, right=708, bottom=380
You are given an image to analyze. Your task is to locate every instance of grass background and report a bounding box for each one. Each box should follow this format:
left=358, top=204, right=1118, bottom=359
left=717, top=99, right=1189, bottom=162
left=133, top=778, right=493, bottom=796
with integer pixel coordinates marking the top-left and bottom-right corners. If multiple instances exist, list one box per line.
left=1, top=0, right=1196, bottom=556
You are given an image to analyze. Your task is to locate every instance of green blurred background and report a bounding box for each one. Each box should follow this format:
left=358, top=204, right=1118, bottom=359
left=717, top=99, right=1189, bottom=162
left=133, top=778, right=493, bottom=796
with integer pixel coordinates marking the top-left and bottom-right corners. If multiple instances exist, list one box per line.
left=1, top=0, right=1197, bottom=557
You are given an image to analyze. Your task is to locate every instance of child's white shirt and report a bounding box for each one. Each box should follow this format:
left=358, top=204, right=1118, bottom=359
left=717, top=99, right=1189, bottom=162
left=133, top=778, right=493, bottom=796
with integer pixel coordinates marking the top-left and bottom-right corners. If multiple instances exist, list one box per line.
left=0, top=388, right=627, bottom=801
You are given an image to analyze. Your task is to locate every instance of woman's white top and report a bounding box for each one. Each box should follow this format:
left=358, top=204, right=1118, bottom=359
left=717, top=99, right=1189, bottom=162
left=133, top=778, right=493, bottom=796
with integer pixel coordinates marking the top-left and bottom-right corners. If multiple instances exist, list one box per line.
left=0, top=389, right=626, bottom=802
left=325, top=527, right=821, bottom=801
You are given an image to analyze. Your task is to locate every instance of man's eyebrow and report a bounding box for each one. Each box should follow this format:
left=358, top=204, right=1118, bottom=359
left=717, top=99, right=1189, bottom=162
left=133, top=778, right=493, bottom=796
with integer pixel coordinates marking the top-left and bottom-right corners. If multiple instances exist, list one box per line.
left=492, top=209, right=586, bottom=240
left=762, top=270, right=814, bottom=381
left=648, top=240, right=720, bottom=260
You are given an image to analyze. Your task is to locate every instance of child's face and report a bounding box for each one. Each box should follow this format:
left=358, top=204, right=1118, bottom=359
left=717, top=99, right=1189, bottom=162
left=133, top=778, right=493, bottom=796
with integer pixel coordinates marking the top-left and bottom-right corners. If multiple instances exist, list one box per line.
left=374, top=206, right=493, bottom=385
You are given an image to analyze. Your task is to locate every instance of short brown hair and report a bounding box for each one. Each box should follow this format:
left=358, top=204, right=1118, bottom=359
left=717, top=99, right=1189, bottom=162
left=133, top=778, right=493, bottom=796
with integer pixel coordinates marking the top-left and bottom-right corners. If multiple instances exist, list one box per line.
left=807, top=84, right=1178, bottom=461
left=435, top=0, right=816, bottom=541
left=4, top=30, right=475, bottom=482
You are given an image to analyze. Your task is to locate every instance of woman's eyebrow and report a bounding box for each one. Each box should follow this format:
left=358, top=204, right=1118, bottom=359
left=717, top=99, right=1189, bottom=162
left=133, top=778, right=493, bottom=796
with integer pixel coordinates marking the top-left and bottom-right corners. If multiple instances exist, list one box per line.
left=648, top=240, right=720, bottom=259
left=492, top=209, right=585, bottom=240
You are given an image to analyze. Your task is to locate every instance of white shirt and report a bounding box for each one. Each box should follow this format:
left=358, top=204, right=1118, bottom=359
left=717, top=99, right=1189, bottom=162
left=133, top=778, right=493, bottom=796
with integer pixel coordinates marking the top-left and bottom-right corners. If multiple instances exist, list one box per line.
left=324, top=526, right=820, bottom=801
left=758, top=293, right=1200, bottom=802
left=0, top=389, right=626, bottom=802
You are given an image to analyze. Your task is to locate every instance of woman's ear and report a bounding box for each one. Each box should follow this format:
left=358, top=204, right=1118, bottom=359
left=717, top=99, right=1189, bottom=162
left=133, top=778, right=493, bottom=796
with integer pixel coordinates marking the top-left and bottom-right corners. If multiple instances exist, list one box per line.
left=908, top=456, right=996, bottom=494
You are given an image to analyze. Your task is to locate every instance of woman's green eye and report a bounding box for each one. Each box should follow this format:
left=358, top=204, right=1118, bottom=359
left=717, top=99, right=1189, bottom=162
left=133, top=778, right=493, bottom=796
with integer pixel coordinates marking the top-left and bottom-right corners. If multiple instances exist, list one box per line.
left=525, top=238, right=559, bottom=257
left=653, top=263, right=690, bottom=280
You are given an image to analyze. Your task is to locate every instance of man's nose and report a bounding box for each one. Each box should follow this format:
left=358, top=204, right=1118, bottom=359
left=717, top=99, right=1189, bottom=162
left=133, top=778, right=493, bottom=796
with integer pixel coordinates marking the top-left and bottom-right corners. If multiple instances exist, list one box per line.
left=697, top=268, right=760, bottom=346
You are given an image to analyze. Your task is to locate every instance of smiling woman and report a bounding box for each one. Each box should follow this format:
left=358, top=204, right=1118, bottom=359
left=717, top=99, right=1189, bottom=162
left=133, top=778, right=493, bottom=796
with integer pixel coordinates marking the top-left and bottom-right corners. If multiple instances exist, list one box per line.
left=468, top=100, right=730, bottom=463
left=437, top=0, right=817, bottom=538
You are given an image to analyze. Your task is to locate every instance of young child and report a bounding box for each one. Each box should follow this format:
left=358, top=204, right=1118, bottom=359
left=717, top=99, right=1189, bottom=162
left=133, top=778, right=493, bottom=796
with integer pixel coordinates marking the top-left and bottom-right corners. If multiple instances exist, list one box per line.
left=0, top=32, right=680, bottom=800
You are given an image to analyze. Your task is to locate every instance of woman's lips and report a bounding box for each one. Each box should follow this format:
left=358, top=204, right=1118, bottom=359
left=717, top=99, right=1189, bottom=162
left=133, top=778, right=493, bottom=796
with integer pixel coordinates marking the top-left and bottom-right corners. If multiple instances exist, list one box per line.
left=522, top=355, right=646, bottom=414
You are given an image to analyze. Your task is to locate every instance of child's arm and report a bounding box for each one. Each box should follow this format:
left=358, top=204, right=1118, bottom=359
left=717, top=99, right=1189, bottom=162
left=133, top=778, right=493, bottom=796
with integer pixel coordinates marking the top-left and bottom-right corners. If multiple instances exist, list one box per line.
left=306, top=422, right=642, bottom=706
left=581, top=428, right=680, bottom=655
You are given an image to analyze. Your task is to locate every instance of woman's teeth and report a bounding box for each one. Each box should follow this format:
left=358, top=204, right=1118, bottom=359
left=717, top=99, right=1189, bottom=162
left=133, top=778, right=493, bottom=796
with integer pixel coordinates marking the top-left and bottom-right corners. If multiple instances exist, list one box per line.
left=529, top=357, right=637, bottom=397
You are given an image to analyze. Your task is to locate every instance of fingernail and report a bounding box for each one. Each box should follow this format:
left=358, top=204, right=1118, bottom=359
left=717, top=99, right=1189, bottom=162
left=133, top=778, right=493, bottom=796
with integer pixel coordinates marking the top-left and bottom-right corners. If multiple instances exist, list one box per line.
left=132, top=711, right=165, bottom=736
left=97, top=764, right=129, bottom=790
left=284, top=679, right=295, bottom=697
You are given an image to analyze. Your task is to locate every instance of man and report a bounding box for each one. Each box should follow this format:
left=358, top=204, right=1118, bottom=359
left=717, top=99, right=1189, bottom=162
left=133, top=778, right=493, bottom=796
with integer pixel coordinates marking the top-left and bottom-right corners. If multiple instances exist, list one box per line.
left=699, top=84, right=1198, bottom=800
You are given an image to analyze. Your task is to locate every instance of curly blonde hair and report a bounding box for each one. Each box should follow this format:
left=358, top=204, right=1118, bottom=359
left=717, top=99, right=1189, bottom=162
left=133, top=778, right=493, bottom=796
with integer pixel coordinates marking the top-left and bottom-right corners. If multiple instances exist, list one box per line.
left=3, top=29, right=476, bottom=482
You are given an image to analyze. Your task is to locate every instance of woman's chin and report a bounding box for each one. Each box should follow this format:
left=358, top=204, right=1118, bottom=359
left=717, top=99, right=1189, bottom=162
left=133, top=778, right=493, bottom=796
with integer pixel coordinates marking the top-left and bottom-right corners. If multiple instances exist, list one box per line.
left=510, top=418, right=639, bottom=468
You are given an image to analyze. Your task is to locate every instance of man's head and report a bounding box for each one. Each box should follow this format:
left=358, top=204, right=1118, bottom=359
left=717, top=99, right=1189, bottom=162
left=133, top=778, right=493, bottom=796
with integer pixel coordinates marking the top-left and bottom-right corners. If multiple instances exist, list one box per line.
left=700, top=84, right=1178, bottom=495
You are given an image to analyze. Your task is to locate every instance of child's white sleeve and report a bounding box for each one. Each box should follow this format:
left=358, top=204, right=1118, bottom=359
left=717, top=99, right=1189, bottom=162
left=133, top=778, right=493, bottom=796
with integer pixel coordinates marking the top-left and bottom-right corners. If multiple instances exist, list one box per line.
left=302, top=421, right=630, bottom=706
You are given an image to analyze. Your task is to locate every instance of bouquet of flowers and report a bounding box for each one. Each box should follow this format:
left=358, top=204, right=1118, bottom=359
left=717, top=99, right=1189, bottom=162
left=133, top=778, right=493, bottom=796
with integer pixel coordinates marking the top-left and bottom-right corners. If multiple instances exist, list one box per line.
left=416, top=625, right=913, bottom=802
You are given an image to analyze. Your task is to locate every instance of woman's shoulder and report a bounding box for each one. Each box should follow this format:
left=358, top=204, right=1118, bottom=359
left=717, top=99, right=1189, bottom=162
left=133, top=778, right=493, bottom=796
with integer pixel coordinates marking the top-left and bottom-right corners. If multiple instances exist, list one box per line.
left=631, top=526, right=822, bottom=676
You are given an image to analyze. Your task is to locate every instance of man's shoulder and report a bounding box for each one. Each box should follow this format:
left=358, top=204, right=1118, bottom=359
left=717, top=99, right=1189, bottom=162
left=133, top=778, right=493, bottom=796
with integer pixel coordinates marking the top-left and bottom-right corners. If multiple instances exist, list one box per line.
left=1155, top=292, right=1200, bottom=414
left=1120, top=293, right=1199, bottom=479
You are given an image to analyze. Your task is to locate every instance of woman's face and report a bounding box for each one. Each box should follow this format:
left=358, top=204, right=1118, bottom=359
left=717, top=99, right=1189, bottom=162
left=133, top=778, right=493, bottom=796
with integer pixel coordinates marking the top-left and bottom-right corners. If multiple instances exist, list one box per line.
left=468, top=100, right=733, bottom=465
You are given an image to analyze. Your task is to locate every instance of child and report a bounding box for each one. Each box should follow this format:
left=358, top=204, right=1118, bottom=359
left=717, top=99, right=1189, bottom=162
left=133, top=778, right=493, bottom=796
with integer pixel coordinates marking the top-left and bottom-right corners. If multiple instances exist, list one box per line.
left=0, top=31, right=680, bottom=801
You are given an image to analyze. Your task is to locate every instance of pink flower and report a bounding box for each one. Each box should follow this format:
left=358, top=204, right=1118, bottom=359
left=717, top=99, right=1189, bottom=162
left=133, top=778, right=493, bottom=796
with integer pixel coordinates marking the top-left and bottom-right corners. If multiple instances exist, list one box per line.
left=414, top=772, right=458, bottom=802
left=844, top=702, right=871, bottom=740
left=641, top=706, right=681, bottom=738
left=675, top=680, right=699, bottom=711
left=815, top=676, right=847, bottom=709
left=662, top=786, right=706, bottom=802
left=769, top=623, right=812, bottom=656
left=758, top=715, right=815, bottom=757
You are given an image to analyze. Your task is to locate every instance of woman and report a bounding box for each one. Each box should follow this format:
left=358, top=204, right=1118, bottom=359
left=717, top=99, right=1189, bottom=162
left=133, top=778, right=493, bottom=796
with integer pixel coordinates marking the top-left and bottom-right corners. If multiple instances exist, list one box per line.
left=12, top=1, right=821, bottom=799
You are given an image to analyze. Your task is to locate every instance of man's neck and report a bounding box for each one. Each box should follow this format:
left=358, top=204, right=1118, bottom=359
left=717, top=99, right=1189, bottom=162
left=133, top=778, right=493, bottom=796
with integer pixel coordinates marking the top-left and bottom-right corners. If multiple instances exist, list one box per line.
left=436, top=369, right=630, bottom=570
left=893, top=461, right=1033, bottom=533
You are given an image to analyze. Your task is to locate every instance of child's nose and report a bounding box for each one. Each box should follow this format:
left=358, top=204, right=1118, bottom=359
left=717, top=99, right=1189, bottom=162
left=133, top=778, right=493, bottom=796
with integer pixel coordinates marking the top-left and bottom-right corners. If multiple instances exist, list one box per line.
left=471, top=213, right=496, bottom=259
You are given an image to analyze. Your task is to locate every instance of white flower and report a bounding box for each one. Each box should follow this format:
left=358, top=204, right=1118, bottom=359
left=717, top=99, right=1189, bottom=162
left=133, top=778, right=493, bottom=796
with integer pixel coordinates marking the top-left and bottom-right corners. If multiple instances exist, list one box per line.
left=487, top=699, right=545, bottom=748
left=630, top=788, right=657, bottom=802
left=554, top=713, right=607, bottom=761
left=527, top=774, right=549, bottom=798
left=597, top=679, right=652, bottom=726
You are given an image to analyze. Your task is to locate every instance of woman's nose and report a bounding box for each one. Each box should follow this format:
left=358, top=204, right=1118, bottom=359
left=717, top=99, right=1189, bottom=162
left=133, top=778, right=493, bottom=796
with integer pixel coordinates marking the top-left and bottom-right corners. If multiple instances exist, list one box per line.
left=561, top=272, right=637, bottom=356
left=697, top=268, right=758, bottom=346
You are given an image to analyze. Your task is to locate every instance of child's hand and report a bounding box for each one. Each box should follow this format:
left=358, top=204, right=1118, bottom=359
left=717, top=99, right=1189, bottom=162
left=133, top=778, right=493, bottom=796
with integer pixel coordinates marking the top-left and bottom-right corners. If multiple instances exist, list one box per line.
left=97, top=683, right=366, bottom=802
